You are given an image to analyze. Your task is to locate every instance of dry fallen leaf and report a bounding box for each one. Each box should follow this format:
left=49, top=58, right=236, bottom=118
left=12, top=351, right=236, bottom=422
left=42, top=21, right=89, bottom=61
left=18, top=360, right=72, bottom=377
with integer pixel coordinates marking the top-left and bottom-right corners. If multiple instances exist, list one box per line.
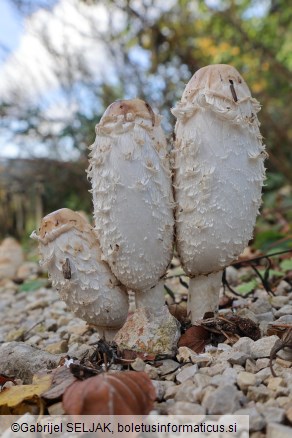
left=0, top=374, right=15, bottom=388
left=0, top=372, right=52, bottom=414
left=41, top=366, right=77, bottom=401
left=178, top=326, right=210, bottom=353
left=119, top=349, right=157, bottom=362
left=168, top=302, right=190, bottom=324
left=199, top=313, right=261, bottom=341
left=63, top=371, right=156, bottom=415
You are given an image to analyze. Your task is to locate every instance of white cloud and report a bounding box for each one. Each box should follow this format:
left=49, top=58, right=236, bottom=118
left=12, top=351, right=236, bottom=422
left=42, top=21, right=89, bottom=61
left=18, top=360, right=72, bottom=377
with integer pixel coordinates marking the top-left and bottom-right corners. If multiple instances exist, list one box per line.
left=0, top=0, right=121, bottom=103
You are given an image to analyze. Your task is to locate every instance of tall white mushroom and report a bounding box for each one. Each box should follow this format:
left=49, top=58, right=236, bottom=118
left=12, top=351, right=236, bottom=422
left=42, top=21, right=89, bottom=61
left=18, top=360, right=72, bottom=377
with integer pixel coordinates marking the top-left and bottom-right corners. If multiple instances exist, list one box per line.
left=31, top=208, right=129, bottom=340
left=88, top=99, right=174, bottom=309
left=172, top=64, right=267, bottom=322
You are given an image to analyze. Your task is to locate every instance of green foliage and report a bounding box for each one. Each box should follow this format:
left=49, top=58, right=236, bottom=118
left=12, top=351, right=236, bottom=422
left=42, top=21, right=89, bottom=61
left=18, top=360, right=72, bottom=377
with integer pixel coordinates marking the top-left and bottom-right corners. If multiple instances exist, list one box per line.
left=19, top=278, right=48, bottom=292
left=280, top=259, right=292, bottom=272
left=235, top=279, right=258, bottom=295
left=253, top=230, right=286, bottom=251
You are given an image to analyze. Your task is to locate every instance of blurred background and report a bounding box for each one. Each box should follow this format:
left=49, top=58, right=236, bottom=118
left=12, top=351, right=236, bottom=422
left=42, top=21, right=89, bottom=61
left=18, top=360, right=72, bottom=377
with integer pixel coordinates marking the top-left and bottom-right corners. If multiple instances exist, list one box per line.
left=0, top=0, right=291, bottom=253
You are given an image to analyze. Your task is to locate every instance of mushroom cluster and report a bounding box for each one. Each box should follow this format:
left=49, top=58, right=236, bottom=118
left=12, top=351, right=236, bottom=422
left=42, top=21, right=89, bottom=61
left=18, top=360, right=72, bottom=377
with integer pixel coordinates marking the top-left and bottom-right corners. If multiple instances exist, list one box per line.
left=32, top=64, right=266, bottom=352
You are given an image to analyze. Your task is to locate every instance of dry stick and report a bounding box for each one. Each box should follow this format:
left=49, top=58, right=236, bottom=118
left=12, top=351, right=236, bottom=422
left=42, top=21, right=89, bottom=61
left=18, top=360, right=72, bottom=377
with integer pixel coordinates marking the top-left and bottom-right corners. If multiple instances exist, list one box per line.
left=231, top=249, right=292, bottom=267
left=222, top=270, right=255, bottom=298
left=15, top=319, right=45, bottom=342
left=269, top=328, right=292, bottom=377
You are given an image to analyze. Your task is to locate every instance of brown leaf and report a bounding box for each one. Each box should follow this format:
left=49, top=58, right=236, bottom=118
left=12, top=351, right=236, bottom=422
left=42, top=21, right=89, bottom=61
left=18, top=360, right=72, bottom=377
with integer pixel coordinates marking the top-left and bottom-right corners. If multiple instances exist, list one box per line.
left=267, top=323, right=292, bottom=338
left=62, top=371, right=156, bottom=415
left=0, top=374, right=15, bottom=387
left=229, top=315, right=261, bottom=341
left=42, top=366, right=77, bottom=400
left=119, top=349, right=157, bottom=362
left=178, top=326, right=210, bottom=353
left=199, top=313, right=261, bottom=341
left=219, top=295, right=233, bottom=309
left=168, top=302, right=190, bottom=324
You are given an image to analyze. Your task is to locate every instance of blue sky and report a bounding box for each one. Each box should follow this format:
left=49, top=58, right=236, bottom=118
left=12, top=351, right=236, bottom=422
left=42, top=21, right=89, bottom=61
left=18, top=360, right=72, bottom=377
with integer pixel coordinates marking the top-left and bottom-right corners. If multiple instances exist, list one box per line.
left=0, top=0, right=23, bottom=63
left=0, top=0, right=271, bottom=159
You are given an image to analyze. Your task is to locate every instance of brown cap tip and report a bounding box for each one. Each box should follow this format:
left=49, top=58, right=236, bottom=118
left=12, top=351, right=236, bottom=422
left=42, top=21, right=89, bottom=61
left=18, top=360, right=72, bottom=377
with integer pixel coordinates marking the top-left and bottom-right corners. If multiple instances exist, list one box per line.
left=38, top=208, right=90, bottom=239
left=101, top=98, right=155, bottom=124
left=183, top=64, right=251, bottom=102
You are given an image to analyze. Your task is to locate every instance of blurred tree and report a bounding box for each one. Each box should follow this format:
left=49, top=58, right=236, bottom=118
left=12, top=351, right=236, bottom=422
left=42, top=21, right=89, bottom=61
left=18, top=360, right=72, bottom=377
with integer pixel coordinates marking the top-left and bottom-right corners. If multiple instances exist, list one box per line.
left=0, top=0, right=291, bottom=175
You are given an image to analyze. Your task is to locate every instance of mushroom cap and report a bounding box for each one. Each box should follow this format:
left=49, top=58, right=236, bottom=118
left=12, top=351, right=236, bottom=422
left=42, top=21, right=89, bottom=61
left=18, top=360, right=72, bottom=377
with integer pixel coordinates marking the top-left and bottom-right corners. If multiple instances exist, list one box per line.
left=101, top=98, right=155, bottom=122
left=181, top=64, right=251, bottom=103
left=38, top=208, right=90, bottom=241
left=89, top=99, right=174, bottom=292
left=172, top=64, right=266, bottom=276
left=31, top=208, right=129, bottom=330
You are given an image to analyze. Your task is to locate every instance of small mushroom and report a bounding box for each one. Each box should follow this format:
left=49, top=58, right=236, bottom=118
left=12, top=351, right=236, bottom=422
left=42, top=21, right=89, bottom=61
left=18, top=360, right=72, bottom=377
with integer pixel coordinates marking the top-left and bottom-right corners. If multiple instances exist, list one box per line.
left=172, top=64, right=267, bottom=322
left=31, top=208, right=129, bottom=340
left=88, top=99, right=174, bottom=309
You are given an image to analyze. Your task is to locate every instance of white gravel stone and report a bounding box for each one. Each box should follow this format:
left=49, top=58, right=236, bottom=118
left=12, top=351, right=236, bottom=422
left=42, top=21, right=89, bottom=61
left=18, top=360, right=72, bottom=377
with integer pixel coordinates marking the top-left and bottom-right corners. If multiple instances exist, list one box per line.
left=267, top=422, right=292, bottom=438
left=151, top=380, right=175, bottom=401
left=233, top=337, right=255, bottom=355
left=256, top=367, right=273, bottom=383
left=274, top=304, right=292, bottom=317
left=164, top=385, right=181, bottom=400
left=245, top=358, right=257, bottom=373
left=175, top=384, right=202, bottom=403
left=202, top=384, right=242, bottom=414
left=130, top=357, right=146, bottom=372
left=261, top=406, right=285, bottom=423
left=271, top=296, right=290, bottom=308
left=227, top=351, right=249, bottom=365
left=167, top=401, right=205, bottom=415
left=237, top=371, right=257, bottom=390
left=235, top=407, right=266, bottom=432
left=275, top=280, right=291, bottom=295
left=256, top=312, right=274, bottom=322
left=256, top=358, right=270, bottom=371
left=114, top=306, right=181, bottom=354
left=251, top=336, right=279, bottom=359
left=0, top=342, right=60, bottom=383
left=176, top=347, right=212, bottom=364
left=247, top=385, right=271, bottom=402
left=274, top=315, right=292, bottom=324
left=250, top=298, right=272, bottom=314
left=144, top=364, right=159, bottom=379
left=208, top=361, right=231, bottom=375
left=225, top=266, right=239, bottom=285
left=193, top=373, right=212, bottom=388
left=176, top=364, right=198, bottom=383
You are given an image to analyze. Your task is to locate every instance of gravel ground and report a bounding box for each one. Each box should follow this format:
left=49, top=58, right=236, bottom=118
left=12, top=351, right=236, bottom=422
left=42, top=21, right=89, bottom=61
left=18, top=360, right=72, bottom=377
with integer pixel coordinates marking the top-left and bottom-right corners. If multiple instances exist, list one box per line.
left=0, top=258, right=292, bottom=438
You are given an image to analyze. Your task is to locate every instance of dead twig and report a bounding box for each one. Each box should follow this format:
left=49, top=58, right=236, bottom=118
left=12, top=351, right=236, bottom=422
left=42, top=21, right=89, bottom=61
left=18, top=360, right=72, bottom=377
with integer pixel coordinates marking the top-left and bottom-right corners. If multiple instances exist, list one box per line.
left=269, top=327, right=292, bottom=377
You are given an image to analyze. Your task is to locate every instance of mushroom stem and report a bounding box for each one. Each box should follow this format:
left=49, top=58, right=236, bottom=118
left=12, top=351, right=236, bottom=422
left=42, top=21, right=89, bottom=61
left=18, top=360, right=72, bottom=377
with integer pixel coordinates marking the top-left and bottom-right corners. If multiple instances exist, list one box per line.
left=135, top=279, right=166, bottom=311
left=188, top=271, right=222, bottom=323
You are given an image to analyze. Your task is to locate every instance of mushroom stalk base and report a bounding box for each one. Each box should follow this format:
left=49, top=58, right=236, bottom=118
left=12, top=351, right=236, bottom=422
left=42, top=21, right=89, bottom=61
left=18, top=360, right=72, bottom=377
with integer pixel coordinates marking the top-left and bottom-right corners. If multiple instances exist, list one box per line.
left=96, top=328, right=119, bottom=342
left=188, top=271, right=222, bottom=323
left=135, top=280, right=166, bottom=313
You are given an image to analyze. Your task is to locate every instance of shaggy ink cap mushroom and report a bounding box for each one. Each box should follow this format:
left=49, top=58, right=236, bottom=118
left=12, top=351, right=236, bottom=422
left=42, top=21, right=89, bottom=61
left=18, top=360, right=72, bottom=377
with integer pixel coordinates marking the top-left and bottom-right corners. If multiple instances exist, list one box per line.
left=172, top=64, right=267, bottom=322
left=31, top=208, right=129, bottom=340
